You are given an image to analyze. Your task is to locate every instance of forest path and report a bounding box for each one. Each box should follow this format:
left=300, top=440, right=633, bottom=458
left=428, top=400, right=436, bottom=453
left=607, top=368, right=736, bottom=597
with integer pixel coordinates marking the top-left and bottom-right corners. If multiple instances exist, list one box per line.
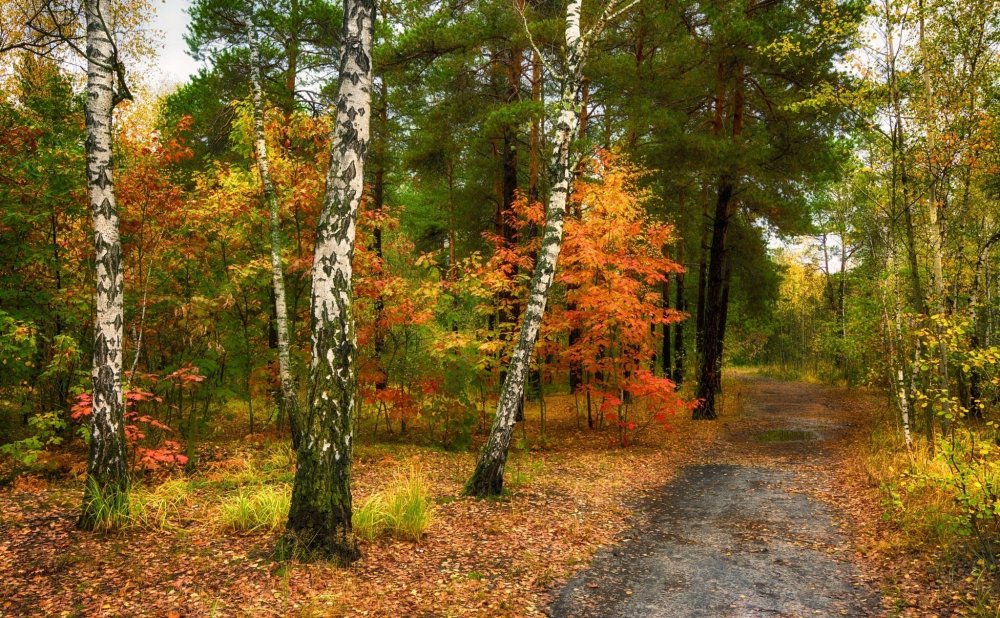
left=550, top=375, right=882, bottom=618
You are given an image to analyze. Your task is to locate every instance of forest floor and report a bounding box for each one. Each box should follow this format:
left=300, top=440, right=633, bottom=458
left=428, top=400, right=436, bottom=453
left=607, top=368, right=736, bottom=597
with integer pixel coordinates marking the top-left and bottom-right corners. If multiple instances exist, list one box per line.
left=0, top=388, right=718, bottom=617
left=0, top=374, right=971, bottom=617
left=551, top=375, right=883, bottom=617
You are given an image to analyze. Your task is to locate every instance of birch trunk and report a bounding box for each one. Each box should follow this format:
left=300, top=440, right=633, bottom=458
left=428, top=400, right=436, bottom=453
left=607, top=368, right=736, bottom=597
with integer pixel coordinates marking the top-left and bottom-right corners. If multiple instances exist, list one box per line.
left=247, top=10, right=300, bottom=448
left=466, top=0, right=588, bottom=497
left=919, top=0, right=949, bottom=440
left=285, top=0, right=374, bottom=562
left=79, top=0, right=130, bottom=530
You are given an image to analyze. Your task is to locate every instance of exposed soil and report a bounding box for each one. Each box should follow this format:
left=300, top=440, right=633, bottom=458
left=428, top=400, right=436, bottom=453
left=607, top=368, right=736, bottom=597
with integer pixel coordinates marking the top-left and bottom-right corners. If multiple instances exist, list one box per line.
left=551, top=375, right=883, bottom=618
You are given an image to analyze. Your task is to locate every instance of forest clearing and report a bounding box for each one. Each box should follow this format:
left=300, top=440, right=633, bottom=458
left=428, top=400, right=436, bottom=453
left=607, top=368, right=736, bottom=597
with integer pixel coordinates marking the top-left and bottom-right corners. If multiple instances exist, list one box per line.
left=3, top=0, right=1000, bottom=615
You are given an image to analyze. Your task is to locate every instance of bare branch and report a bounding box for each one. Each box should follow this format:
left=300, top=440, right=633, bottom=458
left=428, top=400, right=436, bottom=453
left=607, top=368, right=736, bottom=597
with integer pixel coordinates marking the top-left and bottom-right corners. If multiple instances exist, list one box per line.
left=513, top=0, right=562, bottom=81
left=584, top=0, right=641, bottom=46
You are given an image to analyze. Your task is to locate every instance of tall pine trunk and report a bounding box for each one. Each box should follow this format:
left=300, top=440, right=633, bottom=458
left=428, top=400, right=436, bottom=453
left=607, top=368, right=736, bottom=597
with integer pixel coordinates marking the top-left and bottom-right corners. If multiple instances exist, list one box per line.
left=694, top=60, right=744, bottom=420
left=248, top=11, right=300, bottom=448
left=661, top=275, right=672, bottom=376
left=371, top=79, right=389, bottom=394
left=528, top=49, right=542, bottom=202
left=567, top=80, right=589, bottom=395
left=466, top=0, right=590, bottom=498
left=694, top=178, right=734, bottom=420
left=79, top=0, right=130, bottom=530
left=285, top=0, right=374, bottom=562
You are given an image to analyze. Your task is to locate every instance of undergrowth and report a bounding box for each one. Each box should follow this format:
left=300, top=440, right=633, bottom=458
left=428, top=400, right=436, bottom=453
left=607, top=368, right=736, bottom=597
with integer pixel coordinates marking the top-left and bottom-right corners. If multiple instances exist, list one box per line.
left=129, top=478, right=192, bottom=530
left=218, top=485, right=290, bottom=533
left=864, top=421, right=1000, bottom=616
left=353, top=467, right=433, bottom=542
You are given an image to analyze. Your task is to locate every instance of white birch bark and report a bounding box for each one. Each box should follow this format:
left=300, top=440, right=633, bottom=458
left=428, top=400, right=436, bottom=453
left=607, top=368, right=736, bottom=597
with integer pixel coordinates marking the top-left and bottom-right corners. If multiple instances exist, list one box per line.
left=466, top=0, right=631, bottom=496
left=79, top=0, right=130, bottom=529
left=285, top=0, right=374, bottom=561
left=246, top=7, right=300, bottom=446
left=919, top=0, right=950, bottom=435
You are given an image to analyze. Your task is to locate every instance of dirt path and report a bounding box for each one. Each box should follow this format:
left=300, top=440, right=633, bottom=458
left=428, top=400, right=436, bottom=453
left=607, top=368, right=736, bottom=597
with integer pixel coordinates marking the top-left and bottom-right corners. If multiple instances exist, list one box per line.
left=550, top=375, right=882, bottom=618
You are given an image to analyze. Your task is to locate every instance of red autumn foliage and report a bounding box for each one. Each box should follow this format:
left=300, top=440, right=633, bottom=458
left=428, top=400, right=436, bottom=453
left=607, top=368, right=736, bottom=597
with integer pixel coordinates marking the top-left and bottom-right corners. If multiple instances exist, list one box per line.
left=481, top=152, right=692, bottom=446
left=70, top=366, right=205, bottom=471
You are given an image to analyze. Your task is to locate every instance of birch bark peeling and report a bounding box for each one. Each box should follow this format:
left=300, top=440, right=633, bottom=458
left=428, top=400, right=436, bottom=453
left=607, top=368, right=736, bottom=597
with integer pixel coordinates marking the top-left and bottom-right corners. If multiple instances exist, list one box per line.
left=79, top=0, right=130, bottom=530
left=285, top=0, right=374, bottom=562
left=247, top=10, right=301, bottom=448
left=466, top=0, right=603, bottom=498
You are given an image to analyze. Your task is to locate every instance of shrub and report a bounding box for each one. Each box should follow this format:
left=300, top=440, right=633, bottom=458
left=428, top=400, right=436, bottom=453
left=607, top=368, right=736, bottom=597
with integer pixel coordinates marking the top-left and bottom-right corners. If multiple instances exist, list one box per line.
left=0, top=411, right=67, bottom=467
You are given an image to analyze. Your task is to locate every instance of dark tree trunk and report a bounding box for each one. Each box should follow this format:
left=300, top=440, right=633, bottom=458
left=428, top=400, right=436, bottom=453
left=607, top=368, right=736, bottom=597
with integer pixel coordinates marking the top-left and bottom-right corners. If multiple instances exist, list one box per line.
left=567, top=79, right=589, bottom=393
left=694, top=178, right=734, bottom=420
left=371, top=79, right=388, bottom=396
left=528, top=50, right=542, bottom=203
left=695, top=197, right=709, bottom=356
left=673, top=238, right=686, bottom=386
left=713, top=250, right=734, bottom=393
left=496, top=47, right=525, bottom=421
left=694, top=59, right=744, bottom=420
left=696, top=61, right=729, bottom=360
left=661, top=277, right=672, bottom=377
left=673, top=275, right=686, bottom=385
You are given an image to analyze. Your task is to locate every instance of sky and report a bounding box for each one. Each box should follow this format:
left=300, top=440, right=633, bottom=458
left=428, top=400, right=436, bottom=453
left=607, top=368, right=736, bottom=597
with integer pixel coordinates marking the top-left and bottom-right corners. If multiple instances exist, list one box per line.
left=145, top=0, right=199, bottom=87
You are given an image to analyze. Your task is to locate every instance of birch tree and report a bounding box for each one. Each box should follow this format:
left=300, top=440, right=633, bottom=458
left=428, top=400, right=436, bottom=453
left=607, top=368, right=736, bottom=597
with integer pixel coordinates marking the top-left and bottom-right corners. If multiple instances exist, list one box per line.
left=284, top=0, right=374, bottom=562
left=246, top=4, right=300, bottom=447
left=79, top=0, right=132, bottom=529
left=465, top=0, right=639, bottom=498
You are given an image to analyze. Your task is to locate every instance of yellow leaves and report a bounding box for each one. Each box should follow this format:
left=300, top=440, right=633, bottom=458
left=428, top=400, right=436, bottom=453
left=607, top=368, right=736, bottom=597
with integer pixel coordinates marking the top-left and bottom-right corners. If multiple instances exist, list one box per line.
left=762, top=37, right=804, bottom=62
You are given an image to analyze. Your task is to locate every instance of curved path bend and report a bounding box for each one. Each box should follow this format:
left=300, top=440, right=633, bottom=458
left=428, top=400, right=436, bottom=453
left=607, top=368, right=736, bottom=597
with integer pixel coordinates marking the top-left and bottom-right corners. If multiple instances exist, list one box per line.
left=551, top=376, right=881, bottom=618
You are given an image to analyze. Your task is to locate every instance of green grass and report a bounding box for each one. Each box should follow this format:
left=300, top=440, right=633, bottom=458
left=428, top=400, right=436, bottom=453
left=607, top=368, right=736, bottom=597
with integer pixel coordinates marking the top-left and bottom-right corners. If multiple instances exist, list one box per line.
left=353, top=467, right=434, bottom=542
left=353, top=493, right=390, bottom=541
left=129, top=479, right=192, bottom=530
left=261, top=442, right=296, bottom=473
left=507, top=457, right=545, bottom=491
left=218, top=485, right=290, bottom=533
left=79, top=477, right=130, bottom=532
